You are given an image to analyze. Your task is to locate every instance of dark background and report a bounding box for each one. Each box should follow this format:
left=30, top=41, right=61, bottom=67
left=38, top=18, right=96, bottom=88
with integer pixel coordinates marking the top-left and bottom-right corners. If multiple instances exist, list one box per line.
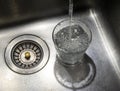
left=0, top=0, right=120, bottom=38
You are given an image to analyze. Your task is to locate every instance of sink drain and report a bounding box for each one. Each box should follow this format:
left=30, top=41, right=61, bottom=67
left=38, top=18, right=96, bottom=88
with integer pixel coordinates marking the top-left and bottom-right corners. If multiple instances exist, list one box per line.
left=5, top=35, right=49, bottom=74
left=11, top=40, right=43, bottom=69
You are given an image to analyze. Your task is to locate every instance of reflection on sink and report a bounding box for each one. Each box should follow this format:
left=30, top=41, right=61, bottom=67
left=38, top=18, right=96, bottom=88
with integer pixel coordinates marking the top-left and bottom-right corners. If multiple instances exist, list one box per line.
left=0, top=0, right=120, bottom=91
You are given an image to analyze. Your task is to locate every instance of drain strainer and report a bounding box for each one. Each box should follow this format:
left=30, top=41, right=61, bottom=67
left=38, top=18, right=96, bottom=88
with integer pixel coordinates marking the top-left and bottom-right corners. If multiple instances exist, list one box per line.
left=11, top=40, right=43, bottom=69
left=5, top=35, right=49, bottom=74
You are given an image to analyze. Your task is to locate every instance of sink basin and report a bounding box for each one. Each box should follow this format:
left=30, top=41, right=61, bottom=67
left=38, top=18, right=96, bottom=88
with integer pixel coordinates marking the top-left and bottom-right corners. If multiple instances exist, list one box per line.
left=0, top=0, right=120, bottom=91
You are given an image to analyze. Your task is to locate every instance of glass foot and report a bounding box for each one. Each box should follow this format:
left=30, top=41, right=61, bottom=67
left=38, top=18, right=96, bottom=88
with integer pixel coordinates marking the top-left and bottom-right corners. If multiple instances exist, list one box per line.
left=54, top=54, right=96, bottom=89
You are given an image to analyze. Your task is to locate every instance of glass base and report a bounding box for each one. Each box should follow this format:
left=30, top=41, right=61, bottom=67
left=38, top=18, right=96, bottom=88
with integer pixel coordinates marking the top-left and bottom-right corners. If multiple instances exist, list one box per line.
left=54, top=54, right=96, bottom=89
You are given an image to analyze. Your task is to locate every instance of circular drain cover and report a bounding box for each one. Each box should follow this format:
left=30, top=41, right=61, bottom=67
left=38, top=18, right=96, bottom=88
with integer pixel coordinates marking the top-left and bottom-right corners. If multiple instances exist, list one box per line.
left=5, top=35, right=49, bottom=74
left=12, top=40, right=43, bottom=69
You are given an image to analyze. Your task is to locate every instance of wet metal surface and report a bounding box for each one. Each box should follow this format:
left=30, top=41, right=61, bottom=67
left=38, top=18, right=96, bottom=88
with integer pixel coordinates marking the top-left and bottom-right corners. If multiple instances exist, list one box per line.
left=0, top=10, right=120, bottom=91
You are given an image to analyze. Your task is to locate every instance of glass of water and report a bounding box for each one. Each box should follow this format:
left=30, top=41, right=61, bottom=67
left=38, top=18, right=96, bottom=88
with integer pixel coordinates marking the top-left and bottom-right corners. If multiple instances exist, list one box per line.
left=53, top=19, right=92, bottom=65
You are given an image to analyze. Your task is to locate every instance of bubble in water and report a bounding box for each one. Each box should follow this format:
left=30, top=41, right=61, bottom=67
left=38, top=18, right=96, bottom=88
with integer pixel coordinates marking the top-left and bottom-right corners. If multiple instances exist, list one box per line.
left=55, top=25, right=90, bottom=53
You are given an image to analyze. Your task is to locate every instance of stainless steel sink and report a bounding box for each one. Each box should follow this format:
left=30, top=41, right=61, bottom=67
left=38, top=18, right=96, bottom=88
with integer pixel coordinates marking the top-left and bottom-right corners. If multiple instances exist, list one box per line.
left=0, top=0, right=120, bottom=91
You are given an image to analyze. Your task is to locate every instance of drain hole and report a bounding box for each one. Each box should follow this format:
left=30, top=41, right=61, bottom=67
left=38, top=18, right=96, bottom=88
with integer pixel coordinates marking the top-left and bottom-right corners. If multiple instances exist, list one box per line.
left=11, top=40, right=43, bottom=69
left=5, top=35, right=49, bottom=74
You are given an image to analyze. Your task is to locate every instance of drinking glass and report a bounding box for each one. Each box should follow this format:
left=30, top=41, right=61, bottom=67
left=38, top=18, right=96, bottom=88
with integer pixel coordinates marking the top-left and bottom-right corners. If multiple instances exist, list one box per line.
left=53, top=19, right=92, bottom=65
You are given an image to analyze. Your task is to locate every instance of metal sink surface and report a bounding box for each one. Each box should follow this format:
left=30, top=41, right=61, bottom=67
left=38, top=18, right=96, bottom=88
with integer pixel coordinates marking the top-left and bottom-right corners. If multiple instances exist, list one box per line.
left=0, top=9, right=120, bottom=91
left=0, top=0, right=120, bottom=90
